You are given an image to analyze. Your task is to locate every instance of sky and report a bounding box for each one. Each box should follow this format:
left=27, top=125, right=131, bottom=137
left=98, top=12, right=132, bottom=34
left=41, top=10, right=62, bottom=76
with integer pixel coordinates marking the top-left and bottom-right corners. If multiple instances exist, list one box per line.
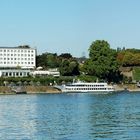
left=0, top=0, right=140, bottom=57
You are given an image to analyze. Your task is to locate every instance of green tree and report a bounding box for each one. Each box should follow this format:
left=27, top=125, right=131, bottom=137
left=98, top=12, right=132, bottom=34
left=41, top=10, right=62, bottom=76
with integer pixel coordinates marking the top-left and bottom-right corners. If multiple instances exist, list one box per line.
left=36, top=53, right=48, bottom=68
left=36, top=52, right=60, bottom=69
left=59, top=53, right=72, bottom=59
left=83, top=40, right=120, bottom=82
left=59, top=60, right=80, bottom=76
left=117, top=49, right=140, bottom=66
left=46, top=53, right=60, bottom=68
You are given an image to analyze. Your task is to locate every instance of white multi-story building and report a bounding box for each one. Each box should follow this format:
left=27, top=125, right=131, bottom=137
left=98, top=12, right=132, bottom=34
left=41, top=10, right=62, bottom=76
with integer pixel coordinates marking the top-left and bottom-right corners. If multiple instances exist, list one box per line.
left=0, top=46, right=36, bottom=69
left=0, top=46, right=36, bottom=77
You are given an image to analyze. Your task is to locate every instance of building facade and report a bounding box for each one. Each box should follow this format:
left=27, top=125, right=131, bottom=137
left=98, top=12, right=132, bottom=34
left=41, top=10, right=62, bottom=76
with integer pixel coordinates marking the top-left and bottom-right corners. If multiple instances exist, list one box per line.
left=0, top=46, right=36, bottom=77
left=0, top=47, right=36, bottom=69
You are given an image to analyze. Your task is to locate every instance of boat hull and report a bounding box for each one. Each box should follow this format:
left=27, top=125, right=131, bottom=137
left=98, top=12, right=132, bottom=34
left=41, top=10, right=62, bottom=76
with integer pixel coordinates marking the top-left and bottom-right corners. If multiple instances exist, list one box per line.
left=61, top=90, right=114, bottom=94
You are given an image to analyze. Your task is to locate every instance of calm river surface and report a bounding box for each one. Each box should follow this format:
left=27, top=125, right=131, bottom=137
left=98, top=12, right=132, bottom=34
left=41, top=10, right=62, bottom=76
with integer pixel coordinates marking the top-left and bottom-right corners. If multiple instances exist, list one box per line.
left=0, top=92, right=140, bottom=140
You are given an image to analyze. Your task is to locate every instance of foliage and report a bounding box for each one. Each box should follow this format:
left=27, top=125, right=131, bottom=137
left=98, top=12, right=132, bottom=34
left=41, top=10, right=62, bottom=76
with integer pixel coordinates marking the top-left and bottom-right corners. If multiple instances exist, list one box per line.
left=117, top=49, right=140, bottom=66
left=78, top=75, right=97, bottom=82
left=36, top=52, right=60, bottom=69
left=82, top=40, right=120, bottom=82
left=59, top=59, right=80, bottom=76
left=133, top=67, right=140, bottom=81
left=0, top=76, right=74, bottom=86
left=59, top=53, right=72, bottom=59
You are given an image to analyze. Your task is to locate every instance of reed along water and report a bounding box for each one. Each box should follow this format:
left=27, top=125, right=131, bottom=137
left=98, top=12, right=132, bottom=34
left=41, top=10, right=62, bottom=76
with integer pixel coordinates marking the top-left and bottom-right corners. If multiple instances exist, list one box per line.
left=0, top=92, right=140, bottom=139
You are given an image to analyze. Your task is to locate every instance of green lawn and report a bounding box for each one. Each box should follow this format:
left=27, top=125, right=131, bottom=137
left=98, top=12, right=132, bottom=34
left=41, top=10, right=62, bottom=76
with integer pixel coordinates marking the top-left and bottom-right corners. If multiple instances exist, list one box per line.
left=133, top=67, right=140, bottom=81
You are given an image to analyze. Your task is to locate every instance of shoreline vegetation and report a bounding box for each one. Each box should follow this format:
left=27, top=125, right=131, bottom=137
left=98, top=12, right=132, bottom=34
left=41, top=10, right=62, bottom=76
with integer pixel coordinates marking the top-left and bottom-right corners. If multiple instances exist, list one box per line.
left=0, top=84, right=140, bottom=95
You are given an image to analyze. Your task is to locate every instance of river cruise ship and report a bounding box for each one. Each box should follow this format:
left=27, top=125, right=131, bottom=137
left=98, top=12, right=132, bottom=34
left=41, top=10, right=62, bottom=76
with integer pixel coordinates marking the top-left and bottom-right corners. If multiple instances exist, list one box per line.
left=59, top=81, right=114, bottom=93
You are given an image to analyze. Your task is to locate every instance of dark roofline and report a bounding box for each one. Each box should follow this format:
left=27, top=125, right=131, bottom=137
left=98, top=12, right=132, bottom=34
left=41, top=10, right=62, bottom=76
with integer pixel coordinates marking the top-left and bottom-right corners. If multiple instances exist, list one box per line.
left=0, top=46, right=36, bottom=49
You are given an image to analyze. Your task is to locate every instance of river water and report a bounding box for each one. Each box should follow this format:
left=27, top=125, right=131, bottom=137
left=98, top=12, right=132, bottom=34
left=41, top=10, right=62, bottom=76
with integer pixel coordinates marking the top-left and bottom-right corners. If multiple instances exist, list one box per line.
left=0, top=92, right=140, bottom=140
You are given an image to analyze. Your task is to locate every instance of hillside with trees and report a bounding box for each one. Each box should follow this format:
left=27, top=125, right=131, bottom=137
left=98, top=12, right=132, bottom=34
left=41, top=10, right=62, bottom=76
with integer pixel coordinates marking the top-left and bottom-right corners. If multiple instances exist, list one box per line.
left=117, top=48, right=140, bottom=66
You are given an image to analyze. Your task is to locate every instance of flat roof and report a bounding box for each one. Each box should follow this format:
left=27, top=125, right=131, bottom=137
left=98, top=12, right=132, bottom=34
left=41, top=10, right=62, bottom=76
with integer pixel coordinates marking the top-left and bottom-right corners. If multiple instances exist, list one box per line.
left=0, top=46, right=36, bottom=49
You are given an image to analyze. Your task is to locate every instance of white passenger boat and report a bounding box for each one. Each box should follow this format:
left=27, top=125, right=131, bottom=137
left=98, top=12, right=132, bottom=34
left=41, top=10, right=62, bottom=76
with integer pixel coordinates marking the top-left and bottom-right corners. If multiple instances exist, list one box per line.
left=57, top=81, right=114, bottom=93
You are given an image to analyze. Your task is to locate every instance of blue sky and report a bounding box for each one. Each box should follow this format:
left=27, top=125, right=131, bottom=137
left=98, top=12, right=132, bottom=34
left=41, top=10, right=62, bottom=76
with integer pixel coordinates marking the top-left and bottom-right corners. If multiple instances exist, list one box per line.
left=0, top=0, right=140, bottom=57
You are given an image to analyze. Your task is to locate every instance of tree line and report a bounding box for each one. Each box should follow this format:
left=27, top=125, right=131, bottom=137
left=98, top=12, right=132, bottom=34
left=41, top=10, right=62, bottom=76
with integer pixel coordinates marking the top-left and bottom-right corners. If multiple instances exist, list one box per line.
left=117, top=48, right=140, bottom=66
left=36, top=40, right=140, bottom=83
left=36, top=52, right=80, bottom=76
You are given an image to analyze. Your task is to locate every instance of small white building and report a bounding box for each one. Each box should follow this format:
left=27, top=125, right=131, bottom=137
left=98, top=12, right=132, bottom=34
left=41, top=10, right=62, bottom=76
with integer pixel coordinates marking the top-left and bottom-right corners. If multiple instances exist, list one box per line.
left=31, top=69, right=60, bottom=77
left=0, top=46, right=36, bottom=77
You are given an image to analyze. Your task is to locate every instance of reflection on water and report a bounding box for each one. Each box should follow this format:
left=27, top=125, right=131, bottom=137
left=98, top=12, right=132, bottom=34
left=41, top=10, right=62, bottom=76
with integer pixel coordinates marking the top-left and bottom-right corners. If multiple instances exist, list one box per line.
left=0, top=92, right=140, bottom=139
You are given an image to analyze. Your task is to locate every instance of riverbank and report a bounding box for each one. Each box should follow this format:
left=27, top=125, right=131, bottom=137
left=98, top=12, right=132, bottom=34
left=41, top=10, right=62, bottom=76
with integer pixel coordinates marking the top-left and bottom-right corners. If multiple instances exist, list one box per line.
left=0, top=86, right=61, bottom=94
left=0, top=84, right=140, bottom=94
left=114, top=84, right=140, bottom=92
